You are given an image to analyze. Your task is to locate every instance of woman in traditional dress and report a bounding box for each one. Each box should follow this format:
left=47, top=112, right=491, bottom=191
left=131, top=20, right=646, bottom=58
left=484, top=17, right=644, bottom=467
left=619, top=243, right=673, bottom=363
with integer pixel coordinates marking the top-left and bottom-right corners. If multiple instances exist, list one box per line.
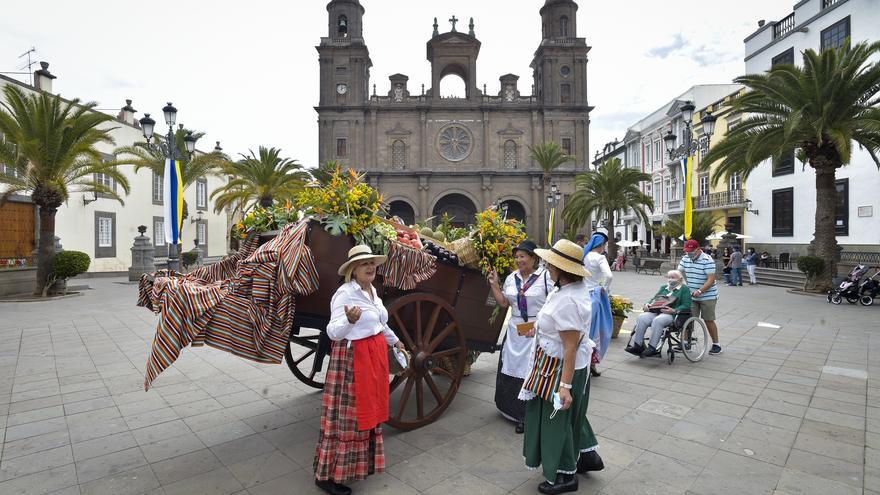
left=488, top=240, right=551, bottom=434
left=582, top=232, right=613, bottom=377
left=521, top=239, right=604, bottom=495
left=313, top=245, right=406, bottom=495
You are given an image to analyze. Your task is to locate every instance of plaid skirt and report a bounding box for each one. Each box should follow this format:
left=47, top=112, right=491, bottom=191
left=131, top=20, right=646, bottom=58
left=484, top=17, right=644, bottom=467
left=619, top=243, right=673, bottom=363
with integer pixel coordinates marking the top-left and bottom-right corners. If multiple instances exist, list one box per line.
left=313, top=339, right=385, bottom=482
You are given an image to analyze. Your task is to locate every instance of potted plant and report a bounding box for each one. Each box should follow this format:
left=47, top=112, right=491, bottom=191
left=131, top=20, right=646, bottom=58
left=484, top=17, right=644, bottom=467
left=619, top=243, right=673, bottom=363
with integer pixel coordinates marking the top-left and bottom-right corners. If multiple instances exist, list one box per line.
left=47, top=250, right=90, bottom=296
left=609, top=295, right=633, bottom=338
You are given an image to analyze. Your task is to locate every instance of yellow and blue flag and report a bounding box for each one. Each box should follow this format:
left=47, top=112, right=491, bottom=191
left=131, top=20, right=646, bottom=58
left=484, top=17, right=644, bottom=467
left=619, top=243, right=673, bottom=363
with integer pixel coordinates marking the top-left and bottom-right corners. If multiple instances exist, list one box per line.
left=163, top=158, right=184, bottom=245
left=547, top=207, right=555, bottom=245
left=683, top=156, right=694, bottom=239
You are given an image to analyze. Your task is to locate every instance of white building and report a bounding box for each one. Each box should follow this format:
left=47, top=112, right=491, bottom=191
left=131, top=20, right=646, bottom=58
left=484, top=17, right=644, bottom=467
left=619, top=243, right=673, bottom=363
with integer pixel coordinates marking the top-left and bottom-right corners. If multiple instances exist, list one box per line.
left=616, top=84, right=742, bottom=254
left=743, top=0, right=880, bottom=258
left=0, top=64, right=230, bottom=274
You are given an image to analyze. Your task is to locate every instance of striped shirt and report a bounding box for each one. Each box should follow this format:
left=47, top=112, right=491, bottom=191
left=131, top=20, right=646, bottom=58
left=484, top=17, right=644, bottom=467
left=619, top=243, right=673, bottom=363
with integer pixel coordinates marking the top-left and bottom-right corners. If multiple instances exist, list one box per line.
left=678, top=252, right=718, bottom=301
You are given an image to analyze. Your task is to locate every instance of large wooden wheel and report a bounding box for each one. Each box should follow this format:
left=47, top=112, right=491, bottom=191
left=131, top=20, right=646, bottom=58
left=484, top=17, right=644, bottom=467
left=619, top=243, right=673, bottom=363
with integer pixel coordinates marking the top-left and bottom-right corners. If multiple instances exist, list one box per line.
left=284, top=327, right=329, bottom=389
left=385, top=293, right=466, bottom=430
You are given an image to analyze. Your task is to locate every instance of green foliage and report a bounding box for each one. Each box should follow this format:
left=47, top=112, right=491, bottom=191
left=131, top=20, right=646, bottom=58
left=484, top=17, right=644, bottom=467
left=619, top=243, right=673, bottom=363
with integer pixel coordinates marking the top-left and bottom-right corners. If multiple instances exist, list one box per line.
left=528, top=141, right=572, bottom=184
left=52, top=251, right=90, bottom=279
left=796, top=256, right=825, bottom=278
left=181, top=251, right=199, bottom=269
left=562, top=158, right=654, bottom=235
left=435, top=213, right=468, bottom=242
left=233, top=204, right=300, bottom=239
left=653, top=212, right=720, bottom=245
left=211, top=146, right=307, bottom=215
left=610, top=295, right=634, bottom=317
left=0, top=85, right=127, bottom=207
left=702, top=41, right=880, bottom=184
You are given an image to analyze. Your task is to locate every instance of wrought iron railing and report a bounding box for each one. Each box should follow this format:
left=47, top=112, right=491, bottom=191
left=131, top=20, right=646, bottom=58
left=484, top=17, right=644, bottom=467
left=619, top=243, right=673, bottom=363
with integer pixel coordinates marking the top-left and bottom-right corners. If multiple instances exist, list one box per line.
left=822, top=0, right=842, bottom=9
left=773, top=13, right=796, bottom=39
left=840, top=251, right=880, bottom=264
left=694, top=189, right=747, bottom=210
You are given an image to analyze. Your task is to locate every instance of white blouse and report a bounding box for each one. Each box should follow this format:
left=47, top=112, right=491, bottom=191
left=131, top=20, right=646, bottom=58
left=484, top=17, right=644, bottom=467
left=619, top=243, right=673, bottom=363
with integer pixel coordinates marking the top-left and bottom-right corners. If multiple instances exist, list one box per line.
left=583, top=251, right=613, bottom=291
left=502, top=268, right=550, bottom=320
left=535, top=281, right=594, bottom=370
left=325, top=281, right=400, bottom=345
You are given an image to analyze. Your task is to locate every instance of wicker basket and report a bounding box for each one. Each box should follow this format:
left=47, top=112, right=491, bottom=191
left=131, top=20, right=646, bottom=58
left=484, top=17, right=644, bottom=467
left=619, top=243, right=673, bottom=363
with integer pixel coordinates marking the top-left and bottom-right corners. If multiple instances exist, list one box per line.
left=449, top=237, right=479, bottom=266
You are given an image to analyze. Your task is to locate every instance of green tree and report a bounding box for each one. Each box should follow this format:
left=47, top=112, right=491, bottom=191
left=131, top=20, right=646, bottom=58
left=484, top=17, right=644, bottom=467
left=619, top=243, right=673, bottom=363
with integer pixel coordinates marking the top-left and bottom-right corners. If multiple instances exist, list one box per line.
left=701, top=41, right=880, bottom=292
left=114, top=127, right=229, bottom=218
left=0, top=85, right=129, bottom=295
left=652, top=212, right=721, bottom=246
left=562, top=158, right=653, bottom=261
left=528, top=141, right=572, bottom=188
left=211, top=146, right=308, bottom=214
left=309, top=160, right=343, bottom=186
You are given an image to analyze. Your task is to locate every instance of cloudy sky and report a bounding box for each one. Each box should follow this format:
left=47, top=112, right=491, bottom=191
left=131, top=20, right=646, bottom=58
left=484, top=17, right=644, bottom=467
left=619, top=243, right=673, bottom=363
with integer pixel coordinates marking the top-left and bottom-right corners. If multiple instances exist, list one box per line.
left=2, top=0, right=791, bottom=166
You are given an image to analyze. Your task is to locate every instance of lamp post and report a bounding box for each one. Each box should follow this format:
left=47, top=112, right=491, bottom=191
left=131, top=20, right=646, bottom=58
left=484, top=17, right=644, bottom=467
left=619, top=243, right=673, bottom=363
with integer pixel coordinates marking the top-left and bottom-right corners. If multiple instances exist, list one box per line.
left=663, top=101, right=717, bottom=161
left=546, top=183, right=562, bottom=244
left=138, top=102, right=199, bottom=271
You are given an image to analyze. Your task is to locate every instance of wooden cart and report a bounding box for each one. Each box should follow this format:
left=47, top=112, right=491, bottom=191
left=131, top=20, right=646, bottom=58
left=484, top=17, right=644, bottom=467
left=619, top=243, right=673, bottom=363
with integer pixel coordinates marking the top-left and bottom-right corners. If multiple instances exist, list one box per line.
left=269, top=221, right=505, bottom=431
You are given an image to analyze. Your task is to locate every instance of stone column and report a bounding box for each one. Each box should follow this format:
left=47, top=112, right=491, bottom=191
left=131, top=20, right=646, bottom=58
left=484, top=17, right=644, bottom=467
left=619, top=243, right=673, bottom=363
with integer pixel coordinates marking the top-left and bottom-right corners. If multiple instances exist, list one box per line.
left=482, top=110, right=489, bottom=168
left=128, top=226, right=155, bottom=281
left=419, top=111, right=427, bottom=169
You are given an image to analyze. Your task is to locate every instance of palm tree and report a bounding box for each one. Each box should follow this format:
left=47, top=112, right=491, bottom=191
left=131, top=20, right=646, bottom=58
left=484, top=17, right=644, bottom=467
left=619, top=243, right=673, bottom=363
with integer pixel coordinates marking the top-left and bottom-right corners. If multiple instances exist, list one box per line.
left=211, top=146, right=308, bottom=214
left=114, top=127, right=229, bottom=219
left=562, top=158, right=653, bottom=261
left=701, top=41, right=880, bottom=291
left=653, top=212, right=721, bottom=246
left=528, top=141, right=572, bottom=188
left=309, top=160, right=344, bottom=186
left=0, top=85, right=129, bottom=295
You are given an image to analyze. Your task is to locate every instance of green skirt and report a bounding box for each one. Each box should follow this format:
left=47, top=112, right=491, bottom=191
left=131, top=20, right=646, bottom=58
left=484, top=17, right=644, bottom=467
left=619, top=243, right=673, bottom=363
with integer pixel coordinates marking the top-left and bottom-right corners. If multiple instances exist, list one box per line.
left=523, top=367, right=598, bottom=482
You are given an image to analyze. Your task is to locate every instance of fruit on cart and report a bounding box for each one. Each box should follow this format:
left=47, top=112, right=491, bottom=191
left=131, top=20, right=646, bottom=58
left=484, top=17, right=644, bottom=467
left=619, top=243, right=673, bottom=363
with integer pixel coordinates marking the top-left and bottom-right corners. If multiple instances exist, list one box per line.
left=422, top=239, right=459, bottom=265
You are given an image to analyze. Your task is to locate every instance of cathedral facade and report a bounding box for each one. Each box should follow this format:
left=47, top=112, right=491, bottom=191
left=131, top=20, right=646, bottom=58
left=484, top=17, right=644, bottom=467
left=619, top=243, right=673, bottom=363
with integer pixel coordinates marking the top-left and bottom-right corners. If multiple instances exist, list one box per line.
left=316, top=0, right=592, bottom=241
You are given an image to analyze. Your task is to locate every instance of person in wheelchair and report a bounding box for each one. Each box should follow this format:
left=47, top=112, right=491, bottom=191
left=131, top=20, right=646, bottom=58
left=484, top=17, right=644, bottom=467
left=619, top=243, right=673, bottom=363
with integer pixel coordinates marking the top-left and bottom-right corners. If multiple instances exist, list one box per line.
left=625, top=270, right=692, bottom=358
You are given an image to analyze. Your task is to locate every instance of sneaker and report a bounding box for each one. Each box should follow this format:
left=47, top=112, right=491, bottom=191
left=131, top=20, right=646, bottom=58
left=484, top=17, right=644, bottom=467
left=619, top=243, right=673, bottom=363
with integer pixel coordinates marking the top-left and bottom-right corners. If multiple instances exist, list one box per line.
left=624, top=344, right=644, bottom=356
left=640, top=345, right=661, bottom=358
left=709, top=344, right=722, bottom=355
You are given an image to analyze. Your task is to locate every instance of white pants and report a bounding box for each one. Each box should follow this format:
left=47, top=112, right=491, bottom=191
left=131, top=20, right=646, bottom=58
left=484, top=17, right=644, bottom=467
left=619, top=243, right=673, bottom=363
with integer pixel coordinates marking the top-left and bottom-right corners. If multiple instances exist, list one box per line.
left=632, top=312, right=675, bottom=349
left=747, top=264, right=757, bottom=284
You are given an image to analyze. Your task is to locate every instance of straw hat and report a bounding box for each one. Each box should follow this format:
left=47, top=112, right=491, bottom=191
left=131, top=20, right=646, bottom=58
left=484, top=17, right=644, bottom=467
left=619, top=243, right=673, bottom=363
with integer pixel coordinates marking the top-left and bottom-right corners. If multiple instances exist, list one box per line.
left=338, top=245, right=387, bottom=281
left=534, top=239, right=589, bottom=278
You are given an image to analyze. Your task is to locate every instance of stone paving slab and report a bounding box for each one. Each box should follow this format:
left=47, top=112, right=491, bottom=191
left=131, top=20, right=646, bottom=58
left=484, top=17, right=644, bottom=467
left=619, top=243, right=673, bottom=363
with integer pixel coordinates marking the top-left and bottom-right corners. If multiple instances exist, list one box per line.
left=0, top=272, right=877, bottom=494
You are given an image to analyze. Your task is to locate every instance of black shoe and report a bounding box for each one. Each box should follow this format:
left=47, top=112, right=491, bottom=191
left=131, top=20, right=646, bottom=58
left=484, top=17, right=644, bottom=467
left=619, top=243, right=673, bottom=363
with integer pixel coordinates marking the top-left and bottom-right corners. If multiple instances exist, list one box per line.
left=538, top=473, right=578, bottom=494
left=590, top=365, right=601, bottom=378
left=640, top=345, right=661, bottom=358
left=515, top=421, right=525, bottom=434
left=315, top=479, right=352, bottom=495
left=624, top=343, right=644, bottom=356
left=577, top=450, right=605, bottom=473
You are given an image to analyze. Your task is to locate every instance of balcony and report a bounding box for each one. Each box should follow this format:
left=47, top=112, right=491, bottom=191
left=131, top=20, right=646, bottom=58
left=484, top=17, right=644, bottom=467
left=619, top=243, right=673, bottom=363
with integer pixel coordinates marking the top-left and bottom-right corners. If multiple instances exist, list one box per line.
left=694, top=189, right=748, bottom=211
left=665, top=199, right=683, bottom=213
left=822, top=0, right=842, bottom=8
left=773, top=13, right=795, bottom=39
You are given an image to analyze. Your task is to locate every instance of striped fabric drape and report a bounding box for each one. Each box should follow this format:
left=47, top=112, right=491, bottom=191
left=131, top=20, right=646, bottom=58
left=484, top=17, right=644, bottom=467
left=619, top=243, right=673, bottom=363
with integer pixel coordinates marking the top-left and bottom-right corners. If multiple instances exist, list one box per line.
left=377, top=241, right=437, bottom=290
left=139, top=221, right=318, bottom=390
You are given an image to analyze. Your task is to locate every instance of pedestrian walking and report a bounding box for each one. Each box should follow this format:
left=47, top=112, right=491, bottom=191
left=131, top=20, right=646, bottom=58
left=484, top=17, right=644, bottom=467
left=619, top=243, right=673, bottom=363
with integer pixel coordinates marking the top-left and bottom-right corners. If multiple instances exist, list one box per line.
left=581, top=232, right=613, bottom=377
left=744, top=247, right=758, bottom=285
left=488, top=240, right=550, bottom=434
left=728, top=246, right=743, bottom=287
left=313, top=245, right=405, bottom=495
left=721, top=247, right=732, bottom=285
left=679, top=240, right=722, bottom=355
left=520, top=239, right=604, bottom=494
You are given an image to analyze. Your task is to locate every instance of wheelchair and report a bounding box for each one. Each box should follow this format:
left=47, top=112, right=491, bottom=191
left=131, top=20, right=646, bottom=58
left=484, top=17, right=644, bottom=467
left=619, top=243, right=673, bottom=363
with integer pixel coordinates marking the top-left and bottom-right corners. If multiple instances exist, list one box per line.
left=630, top=311, right=710, bottom=365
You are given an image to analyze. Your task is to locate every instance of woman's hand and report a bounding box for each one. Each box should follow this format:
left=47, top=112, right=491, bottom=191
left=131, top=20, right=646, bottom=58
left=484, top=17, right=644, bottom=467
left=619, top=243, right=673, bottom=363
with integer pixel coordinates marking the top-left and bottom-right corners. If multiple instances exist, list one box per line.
left=344, top=305, right=362, bottom=324
left=487, top=270, right=500, bottom=288
left=394, top=340, right=405, bottom=352
left=643, top=303, right=650, bottom=312
left=661, top=307, right=675, bottom=315
left=557, top=387, right=573, bottom=410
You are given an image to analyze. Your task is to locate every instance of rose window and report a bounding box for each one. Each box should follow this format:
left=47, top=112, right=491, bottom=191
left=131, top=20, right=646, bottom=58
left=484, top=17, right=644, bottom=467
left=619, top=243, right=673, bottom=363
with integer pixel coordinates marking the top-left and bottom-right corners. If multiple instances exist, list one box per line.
left=438, top=125, right=472, bottom=162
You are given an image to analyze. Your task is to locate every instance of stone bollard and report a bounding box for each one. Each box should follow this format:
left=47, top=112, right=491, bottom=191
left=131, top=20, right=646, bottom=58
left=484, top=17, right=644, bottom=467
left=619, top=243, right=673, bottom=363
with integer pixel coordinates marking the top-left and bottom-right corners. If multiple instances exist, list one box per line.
left=129, top=225, right=155, bottom=281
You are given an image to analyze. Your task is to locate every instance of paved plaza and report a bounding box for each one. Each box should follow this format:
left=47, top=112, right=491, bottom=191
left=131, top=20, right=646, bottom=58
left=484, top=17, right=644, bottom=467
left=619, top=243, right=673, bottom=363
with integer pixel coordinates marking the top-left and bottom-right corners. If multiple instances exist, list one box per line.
left=0, top=271, right=877, bottom=494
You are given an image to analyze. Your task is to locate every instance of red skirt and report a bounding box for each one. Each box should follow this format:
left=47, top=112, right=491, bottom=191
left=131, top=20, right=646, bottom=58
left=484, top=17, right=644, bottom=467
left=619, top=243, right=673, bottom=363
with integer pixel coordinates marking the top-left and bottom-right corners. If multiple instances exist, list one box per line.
left=313, top=336, right=387, bottom=482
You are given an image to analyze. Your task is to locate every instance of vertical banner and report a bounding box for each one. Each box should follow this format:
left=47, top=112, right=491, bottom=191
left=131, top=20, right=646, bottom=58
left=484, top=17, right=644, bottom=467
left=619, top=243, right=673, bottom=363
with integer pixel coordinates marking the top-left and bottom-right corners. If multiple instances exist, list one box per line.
left=547, top=207, right=555, bottom=246
left=683, top=156, right=694, bottom=239
left=163, top=158, right=184, bottom=245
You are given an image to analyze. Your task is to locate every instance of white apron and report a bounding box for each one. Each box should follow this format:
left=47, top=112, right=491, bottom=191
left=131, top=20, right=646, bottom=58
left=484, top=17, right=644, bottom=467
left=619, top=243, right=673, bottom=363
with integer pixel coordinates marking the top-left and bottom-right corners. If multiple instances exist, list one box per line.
left=500, top=269, right=549, bottom=379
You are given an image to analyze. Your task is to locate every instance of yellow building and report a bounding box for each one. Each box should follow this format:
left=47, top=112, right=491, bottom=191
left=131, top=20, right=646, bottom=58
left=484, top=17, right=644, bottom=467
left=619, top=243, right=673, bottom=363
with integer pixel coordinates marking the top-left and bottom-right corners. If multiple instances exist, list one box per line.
left=691, top=88, right=750, bottom=246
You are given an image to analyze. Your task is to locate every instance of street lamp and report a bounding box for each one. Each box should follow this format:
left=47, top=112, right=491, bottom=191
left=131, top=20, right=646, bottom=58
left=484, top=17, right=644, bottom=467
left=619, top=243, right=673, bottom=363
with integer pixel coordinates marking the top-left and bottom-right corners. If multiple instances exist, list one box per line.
left=138, top=101, right=199, bottom=271
left=664, top=101, right=716, bottom=162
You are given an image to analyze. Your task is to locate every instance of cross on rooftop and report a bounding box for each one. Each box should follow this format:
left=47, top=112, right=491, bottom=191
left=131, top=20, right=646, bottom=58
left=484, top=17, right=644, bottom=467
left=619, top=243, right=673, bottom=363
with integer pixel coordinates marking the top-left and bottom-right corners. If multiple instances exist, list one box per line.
left=449, top=15, right=458, bottom=32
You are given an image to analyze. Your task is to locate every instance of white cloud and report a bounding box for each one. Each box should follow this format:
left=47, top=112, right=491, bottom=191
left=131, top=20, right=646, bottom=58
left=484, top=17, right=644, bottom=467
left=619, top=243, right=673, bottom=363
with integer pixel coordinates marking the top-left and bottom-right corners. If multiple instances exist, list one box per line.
left=3, top=0, right=793, bottom=167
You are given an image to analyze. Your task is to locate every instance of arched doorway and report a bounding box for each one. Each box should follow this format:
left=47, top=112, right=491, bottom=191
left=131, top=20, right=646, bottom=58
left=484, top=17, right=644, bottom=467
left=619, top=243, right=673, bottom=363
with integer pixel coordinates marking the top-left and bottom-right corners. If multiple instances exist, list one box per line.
left=500, top=200, right=527, bottom=225
left=432, top=193, right=477, bottom=227
left=388, top=200, right=416, bottom=226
